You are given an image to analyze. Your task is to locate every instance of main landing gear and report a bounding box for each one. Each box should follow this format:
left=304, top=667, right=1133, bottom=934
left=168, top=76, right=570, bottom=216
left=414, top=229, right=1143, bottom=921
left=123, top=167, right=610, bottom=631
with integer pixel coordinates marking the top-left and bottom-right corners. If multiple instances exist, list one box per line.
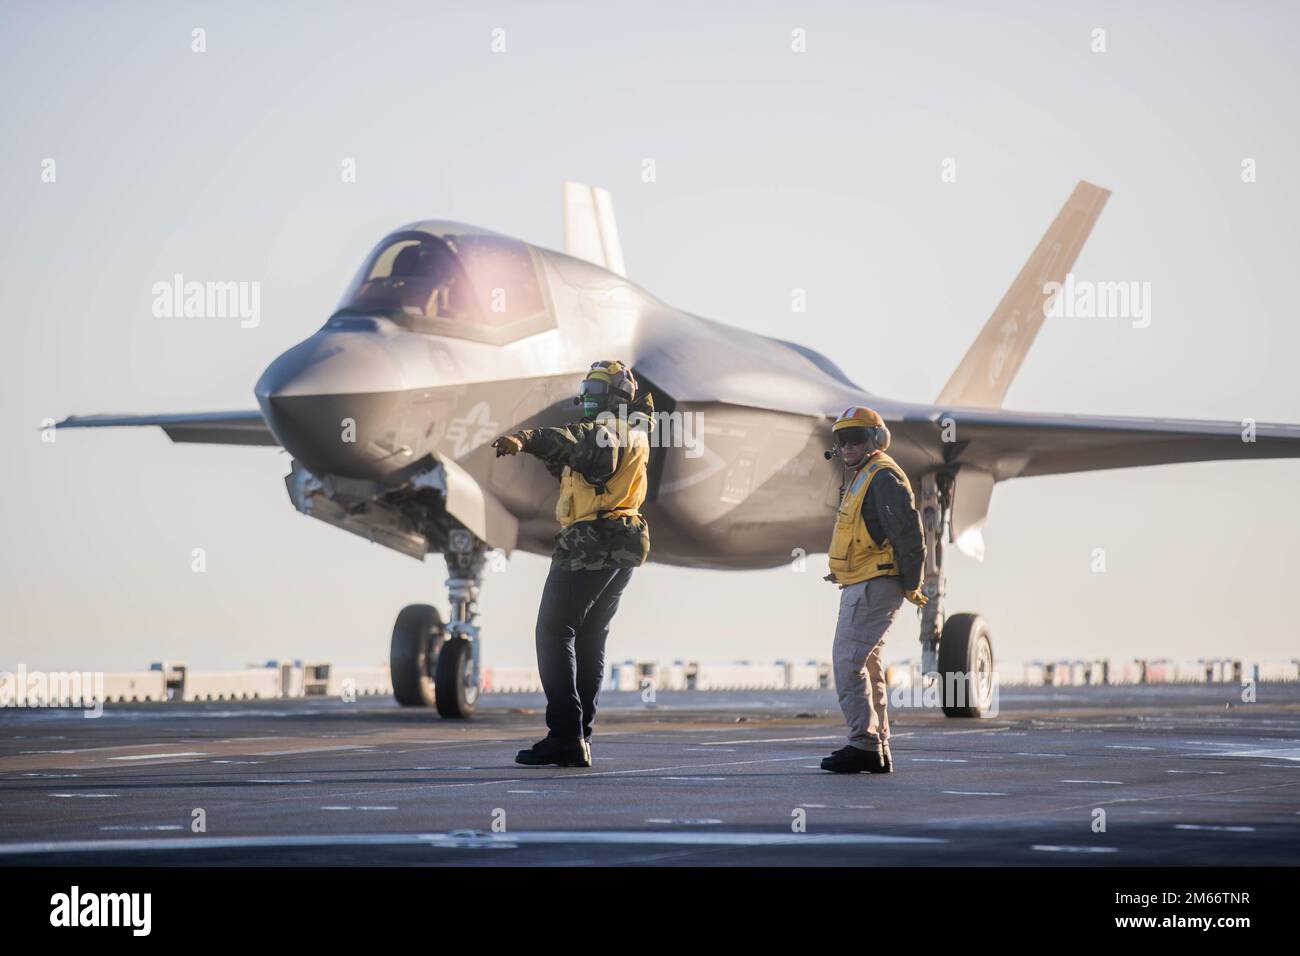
left=919, top=472, right=996, bottom=718
left=390, top=527, right=486, bottom=718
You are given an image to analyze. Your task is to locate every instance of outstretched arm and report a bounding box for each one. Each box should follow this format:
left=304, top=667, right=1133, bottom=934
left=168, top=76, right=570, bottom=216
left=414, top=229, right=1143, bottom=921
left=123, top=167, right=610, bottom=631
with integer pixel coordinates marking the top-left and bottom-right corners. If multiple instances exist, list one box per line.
left=493, top=423, right=619, bottom=485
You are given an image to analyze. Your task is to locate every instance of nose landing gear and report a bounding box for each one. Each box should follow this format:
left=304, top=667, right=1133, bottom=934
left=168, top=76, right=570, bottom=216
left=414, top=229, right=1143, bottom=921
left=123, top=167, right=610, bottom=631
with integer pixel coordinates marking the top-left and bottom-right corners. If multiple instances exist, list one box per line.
left=389, top=526, right=487, bottom=718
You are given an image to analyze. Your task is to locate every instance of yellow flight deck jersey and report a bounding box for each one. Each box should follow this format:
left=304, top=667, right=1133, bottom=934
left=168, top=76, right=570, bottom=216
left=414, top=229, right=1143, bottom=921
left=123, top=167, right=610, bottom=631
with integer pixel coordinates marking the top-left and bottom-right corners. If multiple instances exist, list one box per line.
left=555, top=416, right=649, bottom=528
left=827, top=451, right=916, bottom=586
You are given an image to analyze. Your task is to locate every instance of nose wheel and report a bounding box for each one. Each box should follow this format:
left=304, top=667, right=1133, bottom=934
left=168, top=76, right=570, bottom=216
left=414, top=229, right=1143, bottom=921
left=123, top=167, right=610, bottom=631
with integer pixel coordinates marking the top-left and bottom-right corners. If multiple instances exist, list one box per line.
left=390, top=604, right=444, bottom=708
left=435, top=638, right=479, bottom=718
left=387, top=527, right=487, bottom=718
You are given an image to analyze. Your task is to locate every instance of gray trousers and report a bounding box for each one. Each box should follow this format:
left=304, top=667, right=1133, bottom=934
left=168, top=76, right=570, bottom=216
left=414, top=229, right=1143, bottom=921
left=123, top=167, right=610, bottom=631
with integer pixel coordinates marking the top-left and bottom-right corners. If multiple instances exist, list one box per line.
left=833, top=576, right=905, bottom=751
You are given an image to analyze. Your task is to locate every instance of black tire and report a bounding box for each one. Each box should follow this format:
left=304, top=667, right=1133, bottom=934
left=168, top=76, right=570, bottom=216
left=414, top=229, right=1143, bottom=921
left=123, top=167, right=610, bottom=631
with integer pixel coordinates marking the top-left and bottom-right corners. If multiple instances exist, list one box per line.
left=390, top=604, right=445, bottom=707
left=435, top=638, right=479, bottom=719
left=937, top=612, right=995, bottom=718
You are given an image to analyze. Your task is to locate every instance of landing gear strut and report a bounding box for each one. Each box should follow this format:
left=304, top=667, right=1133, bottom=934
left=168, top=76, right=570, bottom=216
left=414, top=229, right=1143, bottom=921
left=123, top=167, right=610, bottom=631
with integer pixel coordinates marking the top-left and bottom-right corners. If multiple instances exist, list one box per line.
left=388, top=524, right=486, bottom=718
left=919, top=471, right=996, bottom=718
left=436, top=528, right=486, bottom=719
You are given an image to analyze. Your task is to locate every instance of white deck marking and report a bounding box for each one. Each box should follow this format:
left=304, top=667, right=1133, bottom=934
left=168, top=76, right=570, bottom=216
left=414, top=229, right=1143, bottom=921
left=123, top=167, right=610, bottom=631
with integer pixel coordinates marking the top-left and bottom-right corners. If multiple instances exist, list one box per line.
left=644, top=819, right=723, bottom=825
left=1061, top=779, right=1124, bottom=785
left=19, top=741, right=196, bottom=756
left=108, top=752, right=210, bottom=761
left=1174, top=824, right=1255, bottom=832
left=48, top=793, right=117, bottom=798
left=579, top=755, right=815, bottom=779
left=1031, top=845, right=1118, bottom=854
left=697, top=736, right=840, bottom=746
left=1212, top=747, right=1300, bottom=762
left=99, top=825, right=184, bottom=831
left=943, top=791, right=1007, bottom=796
left=0, top=830, right=948, bottom=855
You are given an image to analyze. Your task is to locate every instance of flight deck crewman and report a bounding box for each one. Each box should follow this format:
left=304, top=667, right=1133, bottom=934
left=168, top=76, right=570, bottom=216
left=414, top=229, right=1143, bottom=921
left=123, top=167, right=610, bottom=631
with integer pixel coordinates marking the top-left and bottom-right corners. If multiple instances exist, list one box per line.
left=820, top=406, right=927, bottom=774
left=491, top=361, right=654, bottom=769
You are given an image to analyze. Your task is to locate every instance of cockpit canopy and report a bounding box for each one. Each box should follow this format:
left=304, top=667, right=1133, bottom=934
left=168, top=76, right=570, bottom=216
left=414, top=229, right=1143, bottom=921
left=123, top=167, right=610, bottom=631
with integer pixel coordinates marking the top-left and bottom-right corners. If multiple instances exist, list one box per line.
left=333, top=223, right=554, bottom=344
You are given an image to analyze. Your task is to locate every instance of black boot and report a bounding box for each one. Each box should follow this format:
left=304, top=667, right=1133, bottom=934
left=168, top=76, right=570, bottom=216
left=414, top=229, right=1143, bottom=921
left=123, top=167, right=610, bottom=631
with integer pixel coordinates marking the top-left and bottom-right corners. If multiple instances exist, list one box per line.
left=820, top=744, right=886, bottom=774
left=515, top=736, right=592, bottom=767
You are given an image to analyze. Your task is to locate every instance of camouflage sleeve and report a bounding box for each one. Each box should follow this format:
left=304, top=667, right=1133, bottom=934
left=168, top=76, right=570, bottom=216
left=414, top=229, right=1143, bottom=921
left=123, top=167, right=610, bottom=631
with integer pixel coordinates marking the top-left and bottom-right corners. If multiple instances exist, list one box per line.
left=864, top=471, right=925, bottom=592
left=516, top=422, right=619, bottom=486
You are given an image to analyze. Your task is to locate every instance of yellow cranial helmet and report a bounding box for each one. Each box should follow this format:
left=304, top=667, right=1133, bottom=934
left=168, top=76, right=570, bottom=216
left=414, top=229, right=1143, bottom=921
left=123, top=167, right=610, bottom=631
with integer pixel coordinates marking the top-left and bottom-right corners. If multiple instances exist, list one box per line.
left=832, top=405, right=890, bottom=452
left=579, top=360, right=638, bottom=419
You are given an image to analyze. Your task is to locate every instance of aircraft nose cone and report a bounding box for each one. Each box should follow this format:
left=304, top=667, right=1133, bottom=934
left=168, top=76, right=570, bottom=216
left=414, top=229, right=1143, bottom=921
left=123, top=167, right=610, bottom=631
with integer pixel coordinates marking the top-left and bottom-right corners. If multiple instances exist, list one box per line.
left=254, top=330, right=412, bottom=480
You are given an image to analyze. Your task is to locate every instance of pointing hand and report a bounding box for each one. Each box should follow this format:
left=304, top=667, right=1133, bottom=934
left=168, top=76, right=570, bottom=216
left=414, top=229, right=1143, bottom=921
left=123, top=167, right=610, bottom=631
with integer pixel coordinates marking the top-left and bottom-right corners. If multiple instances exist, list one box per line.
left=492, top=435, right=524, bottom=457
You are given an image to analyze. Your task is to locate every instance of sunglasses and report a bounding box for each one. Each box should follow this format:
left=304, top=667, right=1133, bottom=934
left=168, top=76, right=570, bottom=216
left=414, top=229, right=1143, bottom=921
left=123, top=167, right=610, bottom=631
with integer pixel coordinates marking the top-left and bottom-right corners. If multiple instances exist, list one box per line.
left=835, top=427, right=870, bottom=447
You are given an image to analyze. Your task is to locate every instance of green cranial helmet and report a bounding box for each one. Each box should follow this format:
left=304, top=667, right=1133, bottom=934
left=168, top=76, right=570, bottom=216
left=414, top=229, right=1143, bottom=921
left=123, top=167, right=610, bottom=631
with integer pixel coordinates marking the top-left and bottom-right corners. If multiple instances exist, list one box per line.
left=578, top=360, right=637, bottom=420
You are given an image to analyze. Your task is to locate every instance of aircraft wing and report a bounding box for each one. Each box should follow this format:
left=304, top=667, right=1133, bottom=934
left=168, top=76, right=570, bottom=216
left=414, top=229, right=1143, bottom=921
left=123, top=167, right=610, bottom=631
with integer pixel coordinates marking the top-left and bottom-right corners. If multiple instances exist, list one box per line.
left=893, top=406, right=1300, bottom=480
left=54, top=410, right=279, bottom=447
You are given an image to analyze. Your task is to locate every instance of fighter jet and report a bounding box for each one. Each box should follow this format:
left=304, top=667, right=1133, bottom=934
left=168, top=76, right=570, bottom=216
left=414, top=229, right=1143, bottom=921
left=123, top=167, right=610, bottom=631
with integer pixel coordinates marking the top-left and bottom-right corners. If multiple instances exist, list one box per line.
left=57, top=180, right=1300, bottom=718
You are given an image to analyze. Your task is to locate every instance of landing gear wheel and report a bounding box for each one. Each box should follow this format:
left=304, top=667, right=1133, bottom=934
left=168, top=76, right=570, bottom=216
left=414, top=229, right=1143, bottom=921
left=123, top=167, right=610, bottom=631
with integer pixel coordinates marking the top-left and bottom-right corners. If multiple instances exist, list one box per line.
left=390, top=604, right=445, bottom=707
left=435, top=638, right=479, bottom=719
left=937, top=613, right=995, bottom=718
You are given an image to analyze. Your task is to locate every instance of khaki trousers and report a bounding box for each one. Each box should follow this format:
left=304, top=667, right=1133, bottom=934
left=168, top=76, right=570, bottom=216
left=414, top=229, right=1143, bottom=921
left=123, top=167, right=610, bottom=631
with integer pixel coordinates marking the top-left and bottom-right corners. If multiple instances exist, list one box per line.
left=833, top=575, right=905, bottom=751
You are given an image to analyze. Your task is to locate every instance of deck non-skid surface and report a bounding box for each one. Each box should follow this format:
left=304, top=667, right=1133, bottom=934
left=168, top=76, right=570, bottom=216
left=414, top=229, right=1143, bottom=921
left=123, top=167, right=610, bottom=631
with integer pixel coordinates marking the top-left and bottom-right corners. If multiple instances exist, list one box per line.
left=2, top=685, right=1298, bottom=865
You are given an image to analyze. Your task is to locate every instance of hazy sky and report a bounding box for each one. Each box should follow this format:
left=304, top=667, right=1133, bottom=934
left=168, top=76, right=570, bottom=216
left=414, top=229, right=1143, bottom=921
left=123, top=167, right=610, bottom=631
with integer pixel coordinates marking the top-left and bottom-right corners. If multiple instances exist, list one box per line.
left=3, top=0, right=1297, bottom=676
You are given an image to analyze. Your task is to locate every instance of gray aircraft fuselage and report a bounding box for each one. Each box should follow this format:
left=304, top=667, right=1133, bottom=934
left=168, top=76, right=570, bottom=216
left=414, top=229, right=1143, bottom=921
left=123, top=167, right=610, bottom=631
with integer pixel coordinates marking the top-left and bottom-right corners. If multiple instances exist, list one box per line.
left=254, top=220, right=888, bottom=570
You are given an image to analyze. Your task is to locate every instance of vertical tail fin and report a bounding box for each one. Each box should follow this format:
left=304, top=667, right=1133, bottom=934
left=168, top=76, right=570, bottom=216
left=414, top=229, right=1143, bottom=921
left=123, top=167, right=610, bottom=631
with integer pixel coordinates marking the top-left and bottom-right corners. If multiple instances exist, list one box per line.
left=936, top=180, right=1111, bottom=409
left=562, top=181, right=626, bottom=277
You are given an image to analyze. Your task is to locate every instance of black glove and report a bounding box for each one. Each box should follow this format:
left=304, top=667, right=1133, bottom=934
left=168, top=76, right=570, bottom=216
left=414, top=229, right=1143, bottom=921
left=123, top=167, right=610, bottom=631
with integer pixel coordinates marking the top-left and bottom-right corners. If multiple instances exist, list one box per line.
left=492, top=435, right=524, bottom=457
